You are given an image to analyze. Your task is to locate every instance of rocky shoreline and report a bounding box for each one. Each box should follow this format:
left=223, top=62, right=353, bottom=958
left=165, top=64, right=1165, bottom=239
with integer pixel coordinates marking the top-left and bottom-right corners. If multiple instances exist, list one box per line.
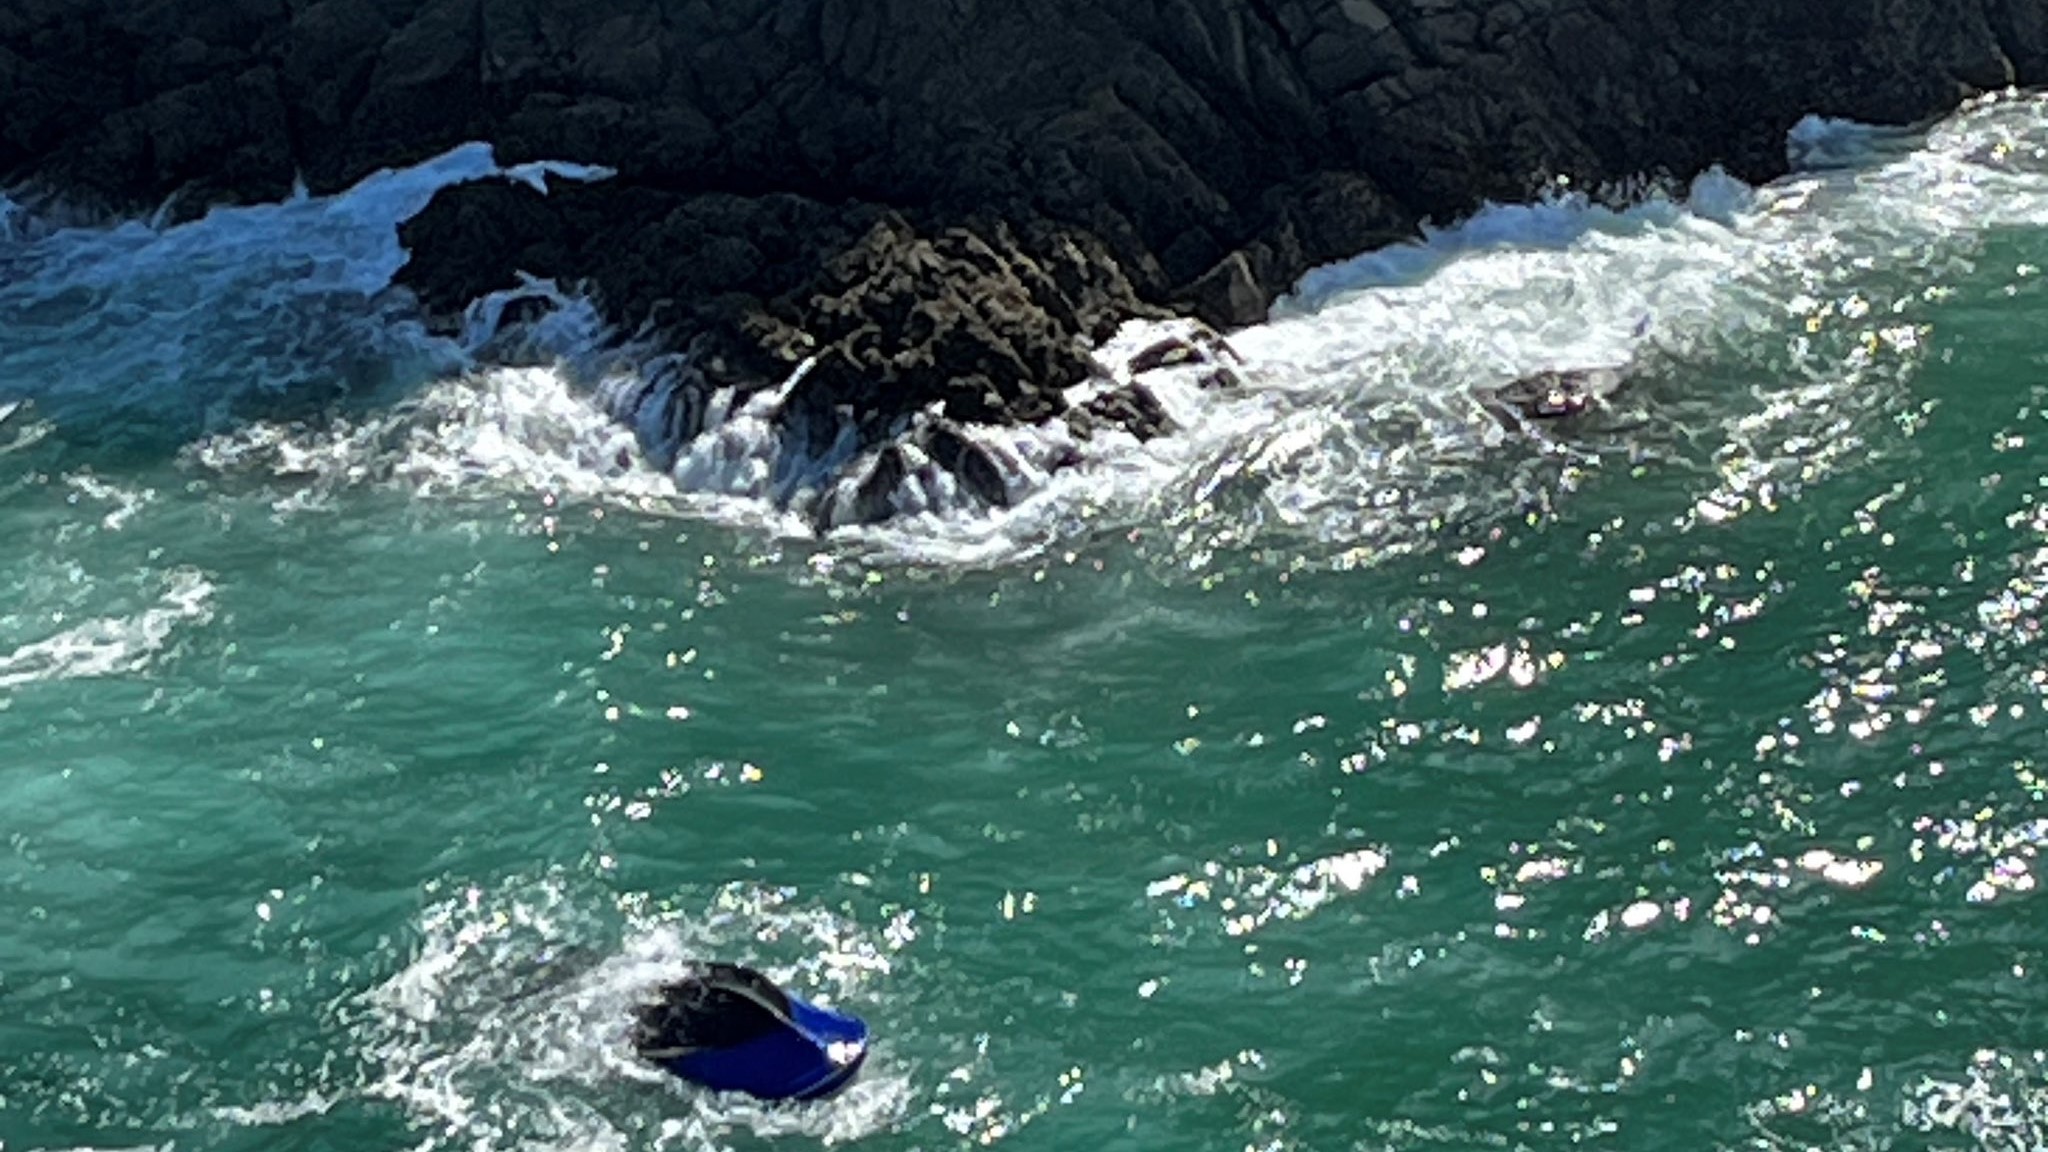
left=6, top=0, right=2044, bottom=517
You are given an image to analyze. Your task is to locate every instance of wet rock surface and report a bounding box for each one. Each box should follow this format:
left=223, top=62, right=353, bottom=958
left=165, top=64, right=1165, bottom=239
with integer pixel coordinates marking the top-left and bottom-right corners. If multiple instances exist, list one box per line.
left=752, top=215, right=1160, bottom=438
left=4, top=0, right=2044, bottom=514
left=1476, top=365, right=1631, bottom=426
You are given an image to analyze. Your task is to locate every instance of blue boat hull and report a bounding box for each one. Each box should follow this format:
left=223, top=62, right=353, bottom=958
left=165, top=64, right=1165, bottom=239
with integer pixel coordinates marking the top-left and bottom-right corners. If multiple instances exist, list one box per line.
left=639, top=971, right=869, bottom=1102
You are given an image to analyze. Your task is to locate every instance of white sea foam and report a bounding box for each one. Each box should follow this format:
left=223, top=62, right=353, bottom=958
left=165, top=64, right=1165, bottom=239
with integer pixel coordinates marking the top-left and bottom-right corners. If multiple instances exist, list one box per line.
left=1785, top=114, right=1928, bottom=172
left=187, top=366, right=661, bottom=504
left=0, top=566, right=215, bottom=690
left=0, top=143, right=606, bottom=434
left=1904, top=1049, right=2048, bottom=1151
left=355, top=875, right=912, bottom=1151
left=303, top=96, right=2048, bottom=566
left=0, top=397, right=52, bottom=458
left=21, top=96, right=2048, bottom=569
left=210, top=1091, right=337, bottom=1127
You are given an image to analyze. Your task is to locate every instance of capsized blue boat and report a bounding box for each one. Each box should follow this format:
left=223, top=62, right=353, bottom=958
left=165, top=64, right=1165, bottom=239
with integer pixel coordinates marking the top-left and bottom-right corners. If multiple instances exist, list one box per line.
left=633, top=963, right=868, bottom=1102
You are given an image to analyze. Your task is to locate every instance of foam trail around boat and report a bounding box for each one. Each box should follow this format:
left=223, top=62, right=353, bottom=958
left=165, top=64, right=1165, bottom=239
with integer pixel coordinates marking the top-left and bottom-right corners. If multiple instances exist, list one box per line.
left=353, top=876, right=912, bottom=1151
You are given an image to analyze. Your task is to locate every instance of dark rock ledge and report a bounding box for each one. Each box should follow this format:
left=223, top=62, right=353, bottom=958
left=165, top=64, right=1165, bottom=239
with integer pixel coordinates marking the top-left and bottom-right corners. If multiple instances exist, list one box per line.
left=6, top=0, right=2044, bottom=511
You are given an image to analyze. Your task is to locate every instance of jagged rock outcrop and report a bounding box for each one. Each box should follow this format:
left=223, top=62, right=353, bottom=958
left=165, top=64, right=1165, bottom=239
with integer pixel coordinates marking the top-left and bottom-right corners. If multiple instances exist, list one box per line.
left=5, top=0, right=2044, bottom=454
left=750, top=214, right=1159, bottom=436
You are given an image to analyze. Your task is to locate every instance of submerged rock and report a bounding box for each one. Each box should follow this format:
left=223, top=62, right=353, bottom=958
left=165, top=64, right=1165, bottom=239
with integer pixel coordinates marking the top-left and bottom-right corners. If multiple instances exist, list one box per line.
left=810, top=416, right=1025, bottom=531
left=1477, top=365, right=1630, bottom=425
left=1068, top=383, right=1176, bottom=443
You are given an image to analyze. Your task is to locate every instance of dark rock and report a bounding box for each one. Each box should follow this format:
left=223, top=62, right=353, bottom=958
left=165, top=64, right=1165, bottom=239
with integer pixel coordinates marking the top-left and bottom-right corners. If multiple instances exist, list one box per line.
left=752, top=215, right=1155, bottom=439
left=832, top=444, right=910, bottom=529
left=282, top=0, right=393, bottom=139
left=1182, top=251, right=1269, bottom=330
left=2, top=0, right=2043, bottom=490
left=1125, top=322, right=1245, bottom=376
left=924, top=421, right=1012, bottom=509
left=1128, top=336, right=1206, bottom=375
left=1069, top=382, right=1176, bottom=443
left=347, top=0, right=484, bottom=171
left=637, top=374, right=710, bottom=471
left=1477, top=365, right=1629, bottom=426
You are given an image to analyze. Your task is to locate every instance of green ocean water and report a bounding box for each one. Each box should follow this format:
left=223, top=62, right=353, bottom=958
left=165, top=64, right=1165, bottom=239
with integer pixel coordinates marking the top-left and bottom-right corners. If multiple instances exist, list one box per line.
left=6, top=103, right=2048, bottom=1152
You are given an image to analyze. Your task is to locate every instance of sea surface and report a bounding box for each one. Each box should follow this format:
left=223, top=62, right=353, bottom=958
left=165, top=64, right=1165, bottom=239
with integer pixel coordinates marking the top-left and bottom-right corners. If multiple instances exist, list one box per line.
left=4, top=94, right=2048, bottom=1152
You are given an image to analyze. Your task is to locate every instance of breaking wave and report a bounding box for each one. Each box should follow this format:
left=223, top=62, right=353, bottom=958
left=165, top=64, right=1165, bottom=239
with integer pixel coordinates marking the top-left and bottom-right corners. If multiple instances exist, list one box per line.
left=1906, top=1050, right=2048, bottom=1151
left=11, top=94, right=2048, bottom=569
left=0, top=144, right=606, bottom=438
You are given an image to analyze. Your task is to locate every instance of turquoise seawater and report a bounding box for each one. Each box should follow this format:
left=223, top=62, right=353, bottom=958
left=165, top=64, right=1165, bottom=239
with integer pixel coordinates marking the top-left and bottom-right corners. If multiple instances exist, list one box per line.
left=5, top=99, right=2048, bottom=1151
